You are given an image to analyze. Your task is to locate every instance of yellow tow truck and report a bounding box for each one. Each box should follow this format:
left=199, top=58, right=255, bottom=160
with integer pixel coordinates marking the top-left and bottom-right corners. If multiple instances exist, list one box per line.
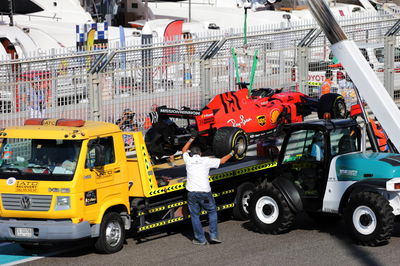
left=0, top=118, right=275, bottom=253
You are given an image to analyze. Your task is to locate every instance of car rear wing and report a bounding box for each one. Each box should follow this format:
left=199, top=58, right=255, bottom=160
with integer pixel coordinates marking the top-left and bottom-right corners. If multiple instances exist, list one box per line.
left=157, top=106, right=202, bottom=119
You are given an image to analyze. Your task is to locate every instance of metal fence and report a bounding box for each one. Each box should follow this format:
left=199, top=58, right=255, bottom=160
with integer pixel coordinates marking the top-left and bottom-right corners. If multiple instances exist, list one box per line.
left=1, top=9, right=400, bottom=129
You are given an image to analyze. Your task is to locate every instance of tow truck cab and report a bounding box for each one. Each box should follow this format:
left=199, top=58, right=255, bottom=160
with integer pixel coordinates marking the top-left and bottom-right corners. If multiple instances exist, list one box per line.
left=0, top=119, right=132, bottom=245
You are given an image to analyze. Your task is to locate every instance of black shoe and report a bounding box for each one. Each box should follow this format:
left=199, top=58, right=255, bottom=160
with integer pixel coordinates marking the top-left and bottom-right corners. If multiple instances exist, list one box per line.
left=192, top=239, right=207, bottom=245
left=210, top=238, right=222, bottom=244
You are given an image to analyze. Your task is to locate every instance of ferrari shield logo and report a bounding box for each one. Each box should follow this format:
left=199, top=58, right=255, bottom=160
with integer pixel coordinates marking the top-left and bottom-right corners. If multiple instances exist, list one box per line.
left=257, top=115, right=266, bottom=126
left=270, top=109, right=281, bottom=124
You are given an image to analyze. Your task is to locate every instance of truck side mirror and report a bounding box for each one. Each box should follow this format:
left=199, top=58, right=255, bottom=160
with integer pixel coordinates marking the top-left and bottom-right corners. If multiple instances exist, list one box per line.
left=88, top=142, right=105, bottom=170
left=94, top=144, right=105, bottom=167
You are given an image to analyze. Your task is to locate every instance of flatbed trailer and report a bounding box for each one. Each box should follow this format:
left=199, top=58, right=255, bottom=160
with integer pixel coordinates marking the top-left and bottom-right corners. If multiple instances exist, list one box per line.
left=134, top=155, right=276, bottom=233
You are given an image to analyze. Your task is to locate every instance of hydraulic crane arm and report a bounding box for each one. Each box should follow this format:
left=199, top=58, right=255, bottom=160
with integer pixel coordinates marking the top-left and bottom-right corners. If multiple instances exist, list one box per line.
left=306, top=0, right=400, bottom=151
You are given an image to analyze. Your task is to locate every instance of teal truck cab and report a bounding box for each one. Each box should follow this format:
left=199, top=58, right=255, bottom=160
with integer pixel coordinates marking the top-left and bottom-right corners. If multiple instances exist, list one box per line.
left=249, top=118, right=400, bottom=246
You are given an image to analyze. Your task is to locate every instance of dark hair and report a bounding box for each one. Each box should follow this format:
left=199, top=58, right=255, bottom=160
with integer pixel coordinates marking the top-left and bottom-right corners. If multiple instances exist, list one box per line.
left=190, top=146, right=201, bottom=156
left=325, top=69, right=333, bottom=78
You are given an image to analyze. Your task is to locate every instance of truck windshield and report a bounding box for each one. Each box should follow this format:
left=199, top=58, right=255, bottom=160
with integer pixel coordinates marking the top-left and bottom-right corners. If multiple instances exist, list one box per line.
left=0, top=138, right=82, bottom=181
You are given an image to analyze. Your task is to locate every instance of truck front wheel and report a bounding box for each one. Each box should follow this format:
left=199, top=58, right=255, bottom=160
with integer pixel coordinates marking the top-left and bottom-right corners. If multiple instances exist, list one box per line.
left=344, top=192, right=394, bottom=246
left=94, top=212, right=126, bottom=254
left=249, top=183, right=294, bottom=234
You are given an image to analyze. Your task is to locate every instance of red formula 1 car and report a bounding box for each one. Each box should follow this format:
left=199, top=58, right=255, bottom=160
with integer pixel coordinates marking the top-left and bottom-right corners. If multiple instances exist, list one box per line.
left=145, top=87, right=346, bottom=161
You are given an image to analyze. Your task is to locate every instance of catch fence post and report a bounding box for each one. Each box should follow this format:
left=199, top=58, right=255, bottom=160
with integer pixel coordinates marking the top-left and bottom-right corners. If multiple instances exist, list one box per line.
left=88, top=72, right=102, bottom=121
left=200, top=60, right=212, bottom=106
left=297, top=46, right=309, bottom=94
left=384, top=35, right=396, bottom=98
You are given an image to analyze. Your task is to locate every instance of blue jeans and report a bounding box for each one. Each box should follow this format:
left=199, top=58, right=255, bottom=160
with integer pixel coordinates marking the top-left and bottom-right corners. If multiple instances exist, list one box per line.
left=187, top=191, right=218, bottom=243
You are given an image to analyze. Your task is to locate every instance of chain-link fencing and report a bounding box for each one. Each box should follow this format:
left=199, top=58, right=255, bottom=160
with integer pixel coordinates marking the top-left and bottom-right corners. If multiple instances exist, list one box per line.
left=1, top=9, right=400, bottom=130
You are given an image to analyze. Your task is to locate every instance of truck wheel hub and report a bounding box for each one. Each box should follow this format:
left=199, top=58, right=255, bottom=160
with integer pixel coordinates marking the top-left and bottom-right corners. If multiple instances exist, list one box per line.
left=360, top=214, right=372, bottom=227
left=263, top=204, right=274, bottom=216
left=255, top=196, right=279, bottom=224
left=352, top=205, right=377, bottom=235
left=241, top=190, right=253, bottom=214
left=106, top=221, right=122, bottom=247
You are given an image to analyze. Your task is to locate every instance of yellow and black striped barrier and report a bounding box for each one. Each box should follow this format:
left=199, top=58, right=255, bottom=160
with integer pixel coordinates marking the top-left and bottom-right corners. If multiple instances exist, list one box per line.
left=148, top=161, right=277, bottom=197
left=138, top=189, right=235, bottom=216
left=138, top=202, right=235, bottom=232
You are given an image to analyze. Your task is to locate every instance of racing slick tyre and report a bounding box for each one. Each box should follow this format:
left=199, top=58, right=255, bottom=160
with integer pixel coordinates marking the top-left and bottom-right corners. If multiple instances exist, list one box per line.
left=317, top=93, right=346, bottom=119
left=94, top=212, right=126, bottom=254
left=213, top=127, right=248, bottom=161
left=249, top=183, right=294, bottom=234
left=344, top=192, right=394, bottom=246
left=232, top=182, right=256, bottom=220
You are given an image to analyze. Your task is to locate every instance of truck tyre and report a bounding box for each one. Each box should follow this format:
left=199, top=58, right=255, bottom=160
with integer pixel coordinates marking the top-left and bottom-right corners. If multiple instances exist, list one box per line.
left=317, top=93, right=346, bottom=119
left=94, top=212, right=126, bottom=254
left=232, top=182, right=256, bottom=220
left=213, top=127, right=248, bottom=161
left=249, top=183, right=294, bottom=234
left=344, top=192, right=394, bottom=246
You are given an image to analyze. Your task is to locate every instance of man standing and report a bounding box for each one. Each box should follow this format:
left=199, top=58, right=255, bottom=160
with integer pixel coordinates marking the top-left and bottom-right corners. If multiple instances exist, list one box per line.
left=182, top=133, right=235, bottom=245
left=338, top=74, right=357, bottom=111
left=116, top=108, right=138, bottom=132
left=320, top=69, right=333, bottom=97
left=27, top=75, right=50, bottom=118
left=144, top=104, right=159, bottom=129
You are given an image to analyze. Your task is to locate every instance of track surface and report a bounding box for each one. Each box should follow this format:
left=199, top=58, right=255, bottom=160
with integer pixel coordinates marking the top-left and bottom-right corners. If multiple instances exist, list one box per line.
left=2, top=213, right=400, bottom=266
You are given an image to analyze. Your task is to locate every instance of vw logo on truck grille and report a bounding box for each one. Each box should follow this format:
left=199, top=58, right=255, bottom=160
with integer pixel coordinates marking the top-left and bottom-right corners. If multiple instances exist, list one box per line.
left=20, top=195, right=32, bottom=209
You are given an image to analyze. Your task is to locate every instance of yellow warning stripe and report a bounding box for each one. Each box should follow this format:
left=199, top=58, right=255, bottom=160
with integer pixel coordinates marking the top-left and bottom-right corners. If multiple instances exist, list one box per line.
left=148, top=161, right=277, bottom=197
left=138, top=216, right=185, bottom=232
left=138, top=203, right=235, bottom=232
left=201, top=203, right=235, bottom=214
left=141, top=144, right=155, bottom=189
left=138, top=189, right=235, bottom=216
left=213, top=189, right=234, bottom=197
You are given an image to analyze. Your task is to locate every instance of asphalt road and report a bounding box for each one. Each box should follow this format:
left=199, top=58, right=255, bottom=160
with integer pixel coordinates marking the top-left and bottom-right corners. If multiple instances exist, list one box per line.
left=9, top=213, right=400, bottom=266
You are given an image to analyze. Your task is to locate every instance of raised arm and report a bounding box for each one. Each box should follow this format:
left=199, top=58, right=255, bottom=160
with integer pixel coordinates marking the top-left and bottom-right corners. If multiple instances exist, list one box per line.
left=182, top=137, right=194, bottom=153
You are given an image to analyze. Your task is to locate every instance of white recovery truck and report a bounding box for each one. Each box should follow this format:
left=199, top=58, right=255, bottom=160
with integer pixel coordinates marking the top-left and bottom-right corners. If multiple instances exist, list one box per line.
left=246, top=0, right=400, bottom=246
